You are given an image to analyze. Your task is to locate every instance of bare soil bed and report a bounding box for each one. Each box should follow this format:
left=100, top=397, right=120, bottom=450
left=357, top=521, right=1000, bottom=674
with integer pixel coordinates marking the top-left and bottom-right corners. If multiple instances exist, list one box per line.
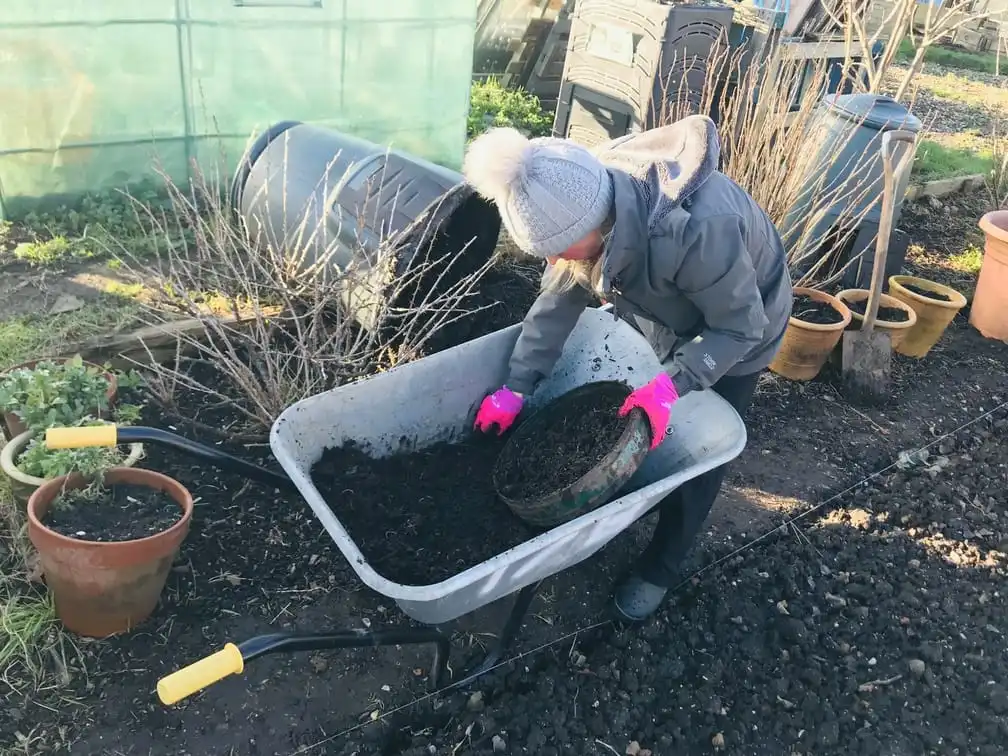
left=4, top=201, right=1008, bottom=756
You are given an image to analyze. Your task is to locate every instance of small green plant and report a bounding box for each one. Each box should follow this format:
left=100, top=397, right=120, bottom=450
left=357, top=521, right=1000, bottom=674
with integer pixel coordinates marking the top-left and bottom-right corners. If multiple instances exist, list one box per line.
left=0, top=356, right=113, bottom=431
left=13, top=235, right=95, bottom=266
left=468, top=78, right=553, bottom=140
left=8, top=181, right=193, bottom=268
left=948, top=245, right=984, bottom=275
left=12, top=396, right=142, bottom=485
left=16, top=431, right=123, bottom=481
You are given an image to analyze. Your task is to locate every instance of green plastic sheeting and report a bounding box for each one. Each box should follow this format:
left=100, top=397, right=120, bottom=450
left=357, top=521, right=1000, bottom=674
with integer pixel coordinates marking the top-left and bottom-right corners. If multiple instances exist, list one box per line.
left=0, top=0, right=476, bottom=218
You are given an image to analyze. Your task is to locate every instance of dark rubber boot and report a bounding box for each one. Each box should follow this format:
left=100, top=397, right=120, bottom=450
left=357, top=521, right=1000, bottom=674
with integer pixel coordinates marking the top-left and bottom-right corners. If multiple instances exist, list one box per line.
left=612, top=574, right=668, bottom=622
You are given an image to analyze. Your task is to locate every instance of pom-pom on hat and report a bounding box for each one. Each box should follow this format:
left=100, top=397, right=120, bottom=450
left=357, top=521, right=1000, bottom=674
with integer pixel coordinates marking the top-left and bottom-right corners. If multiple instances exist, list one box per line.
left=462, top=127, right=613, bottom=258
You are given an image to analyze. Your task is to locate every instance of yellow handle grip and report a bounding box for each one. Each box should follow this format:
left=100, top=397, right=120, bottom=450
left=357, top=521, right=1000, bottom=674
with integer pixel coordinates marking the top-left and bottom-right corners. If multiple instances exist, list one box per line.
left=156, top=643, right=244, bottom=705
left=45, top=425, right=118, bottom=449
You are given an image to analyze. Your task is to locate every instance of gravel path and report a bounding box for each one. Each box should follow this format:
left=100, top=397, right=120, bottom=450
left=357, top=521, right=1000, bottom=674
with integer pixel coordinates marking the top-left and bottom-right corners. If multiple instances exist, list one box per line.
left=888, top=60, right=1007, bottom=134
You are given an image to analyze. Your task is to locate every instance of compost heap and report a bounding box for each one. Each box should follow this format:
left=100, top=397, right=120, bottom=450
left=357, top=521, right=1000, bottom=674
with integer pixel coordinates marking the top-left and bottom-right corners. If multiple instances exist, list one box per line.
left=311, top=382, right=631, bottom=585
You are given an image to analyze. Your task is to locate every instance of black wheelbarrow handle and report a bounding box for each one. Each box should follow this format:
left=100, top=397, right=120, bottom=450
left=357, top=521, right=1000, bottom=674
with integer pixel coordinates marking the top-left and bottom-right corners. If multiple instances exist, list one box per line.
left=45, top=425, right=293, bottom=491
left=156, top=628, right=450, bottom=705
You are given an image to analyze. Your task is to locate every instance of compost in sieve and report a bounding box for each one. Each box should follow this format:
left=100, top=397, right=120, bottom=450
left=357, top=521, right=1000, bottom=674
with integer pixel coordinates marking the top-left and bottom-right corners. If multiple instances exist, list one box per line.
left=494, top=380, right=631, bottom=501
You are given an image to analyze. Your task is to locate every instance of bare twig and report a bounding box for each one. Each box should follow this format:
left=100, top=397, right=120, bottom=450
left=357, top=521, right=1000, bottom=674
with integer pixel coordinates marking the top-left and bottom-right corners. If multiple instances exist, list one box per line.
left=101, top=146, right=500, bottom=431
left=655, top=33, right=890, bottom=288
left=594, top=739, right=622, bottom=756
left=858, top=674, right=903, bottom=693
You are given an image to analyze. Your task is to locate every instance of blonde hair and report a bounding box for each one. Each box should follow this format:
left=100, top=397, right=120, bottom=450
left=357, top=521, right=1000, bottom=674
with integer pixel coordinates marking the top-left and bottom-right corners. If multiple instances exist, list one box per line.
left=540, top=214, right=615, bottom=296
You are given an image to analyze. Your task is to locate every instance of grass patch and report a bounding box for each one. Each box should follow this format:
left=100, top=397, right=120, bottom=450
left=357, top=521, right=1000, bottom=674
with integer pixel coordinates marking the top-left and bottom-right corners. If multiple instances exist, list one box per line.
left=12, top=236, right=97, bottom=266
left=0, top=477, right=63, bottom=699
left=897, top=38, right=1002, bottom=75
left=912, top=138, right=993, bottom=180
left=947, top=244, right=985, bottom=275
left=1, top=182, right=190, bottom=268
left=0, top=297, right=141, bottom=370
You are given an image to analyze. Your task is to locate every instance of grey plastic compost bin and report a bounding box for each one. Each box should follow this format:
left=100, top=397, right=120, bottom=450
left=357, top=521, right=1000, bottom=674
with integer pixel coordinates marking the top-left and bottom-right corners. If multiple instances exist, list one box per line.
left=230, top=122, right=501, bottom=332
left=780, top=94, right=922, bottom=285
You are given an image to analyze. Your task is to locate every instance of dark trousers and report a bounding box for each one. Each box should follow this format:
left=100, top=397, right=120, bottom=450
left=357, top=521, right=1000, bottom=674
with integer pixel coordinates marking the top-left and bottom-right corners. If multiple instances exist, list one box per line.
left=636, top=370, right=762, bottom=588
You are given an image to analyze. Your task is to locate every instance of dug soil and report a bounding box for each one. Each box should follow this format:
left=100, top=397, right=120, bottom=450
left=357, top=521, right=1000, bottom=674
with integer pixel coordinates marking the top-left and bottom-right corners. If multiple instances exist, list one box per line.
left=45, top=483, right=182, bottom=541
left=495, top=381, right=631, bottom=501
left=312, top=436, right=538, bottom=585
left=792, top=293, right=845, bottom=324
left=902, top=281, right=953, bottom=301
left=7, top=207, right=1008, bottom=756
left=845, top=299, right=912, bottom=322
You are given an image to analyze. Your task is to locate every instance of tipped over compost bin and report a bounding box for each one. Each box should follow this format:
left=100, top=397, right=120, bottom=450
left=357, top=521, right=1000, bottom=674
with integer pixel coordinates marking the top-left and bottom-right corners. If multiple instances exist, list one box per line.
left=231, top=122, right=501, bottom=332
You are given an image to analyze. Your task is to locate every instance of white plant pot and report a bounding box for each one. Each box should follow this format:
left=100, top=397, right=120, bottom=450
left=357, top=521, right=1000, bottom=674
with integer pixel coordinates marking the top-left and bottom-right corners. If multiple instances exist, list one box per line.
left=0, top=430, right=145, bottom=507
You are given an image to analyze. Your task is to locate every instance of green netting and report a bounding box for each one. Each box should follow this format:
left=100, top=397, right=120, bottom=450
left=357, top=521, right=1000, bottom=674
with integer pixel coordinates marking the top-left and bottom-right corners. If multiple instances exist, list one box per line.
left=0, top=0, right=476, bottom=218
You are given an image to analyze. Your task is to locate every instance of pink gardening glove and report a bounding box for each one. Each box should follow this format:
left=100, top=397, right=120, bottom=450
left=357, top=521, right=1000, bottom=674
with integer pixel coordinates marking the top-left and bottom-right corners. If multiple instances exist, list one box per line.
left=618, top=373, right=679, bottom=450
left=474, top=386, right=524, bottom=435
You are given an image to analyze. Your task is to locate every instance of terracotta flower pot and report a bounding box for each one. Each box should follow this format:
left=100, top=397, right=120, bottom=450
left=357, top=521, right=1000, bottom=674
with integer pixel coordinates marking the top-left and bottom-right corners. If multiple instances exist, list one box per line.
left=835, top=289, right=918, bottom=351
left=1, top=358, right=118, bottom=440
left=887, top=275, right=968, bottom=358
left=27, top=467, right=193, bottom=638
left=0, top=429, right=145, bottom=508
left=973, top=211, right=1008, bottom=342
left=769, top=287, right=852, bottom=381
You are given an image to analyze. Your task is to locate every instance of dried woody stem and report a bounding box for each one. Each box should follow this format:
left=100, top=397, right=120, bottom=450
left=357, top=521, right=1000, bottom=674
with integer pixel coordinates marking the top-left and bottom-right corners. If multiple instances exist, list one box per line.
left=824, top=0, right=1007, bottom=101
left=654, top=28, right=892, bottom=288
left=104, top=146, right=499, bottom=432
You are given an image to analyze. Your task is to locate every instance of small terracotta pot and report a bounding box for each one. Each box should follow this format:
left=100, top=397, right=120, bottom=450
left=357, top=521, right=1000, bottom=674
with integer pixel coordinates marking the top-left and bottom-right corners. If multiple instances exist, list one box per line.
left=973, top=211, right=1008, bottom=343
left=835, top=289, right=918, bottom=351
left=27, top=467, right=193, bottom=638
left=887, top=275, right=968, bottom=358
left=769, top=287, right=852, bottom=381
left=0, top=429, right=145, bottom=509
left=1, top=359, right=118, bottom=440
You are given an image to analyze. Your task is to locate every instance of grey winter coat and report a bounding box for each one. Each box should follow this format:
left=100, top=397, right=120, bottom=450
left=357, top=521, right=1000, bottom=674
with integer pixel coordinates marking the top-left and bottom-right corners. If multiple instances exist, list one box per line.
left=504, top=115, right=793, bottom=398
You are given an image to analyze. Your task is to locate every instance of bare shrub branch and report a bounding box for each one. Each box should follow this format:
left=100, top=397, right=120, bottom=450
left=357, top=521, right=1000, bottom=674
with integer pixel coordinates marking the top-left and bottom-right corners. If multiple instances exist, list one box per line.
left=656, top=32, right=907, bottom=288
left=987, top=116, right=1008, bottom=211
left=101, top=146, right=499, bottom=431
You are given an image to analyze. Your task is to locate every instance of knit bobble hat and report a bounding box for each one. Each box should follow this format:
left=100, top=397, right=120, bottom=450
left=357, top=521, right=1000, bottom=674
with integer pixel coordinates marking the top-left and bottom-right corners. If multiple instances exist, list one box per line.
left=462, top=127, right=614, bottom=258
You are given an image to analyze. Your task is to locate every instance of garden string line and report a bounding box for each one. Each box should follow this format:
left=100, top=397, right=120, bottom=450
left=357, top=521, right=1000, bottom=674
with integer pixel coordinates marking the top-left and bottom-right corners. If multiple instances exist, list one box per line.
left=293, top=397, right=1008, bottom=755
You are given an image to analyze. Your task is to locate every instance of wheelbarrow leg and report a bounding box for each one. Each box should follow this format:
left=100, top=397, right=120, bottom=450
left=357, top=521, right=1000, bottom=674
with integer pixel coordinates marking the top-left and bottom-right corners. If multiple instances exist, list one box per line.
left=439, top=580, right=542, bottom=692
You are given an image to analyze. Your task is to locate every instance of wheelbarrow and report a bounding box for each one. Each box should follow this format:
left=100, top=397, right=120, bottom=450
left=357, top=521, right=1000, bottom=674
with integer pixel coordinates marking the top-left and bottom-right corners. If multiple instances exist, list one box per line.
left=47, top=307, right=748, bottom=705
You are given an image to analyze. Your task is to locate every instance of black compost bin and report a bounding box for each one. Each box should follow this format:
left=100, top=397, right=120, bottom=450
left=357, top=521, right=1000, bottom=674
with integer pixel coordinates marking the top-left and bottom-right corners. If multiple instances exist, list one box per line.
left=231, top=122, right=501, bottom=331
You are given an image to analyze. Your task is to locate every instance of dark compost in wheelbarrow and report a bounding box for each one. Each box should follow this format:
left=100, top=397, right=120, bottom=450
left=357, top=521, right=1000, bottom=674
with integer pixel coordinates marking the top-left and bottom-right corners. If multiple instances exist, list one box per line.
left=309, top=383, right=631, bottom=585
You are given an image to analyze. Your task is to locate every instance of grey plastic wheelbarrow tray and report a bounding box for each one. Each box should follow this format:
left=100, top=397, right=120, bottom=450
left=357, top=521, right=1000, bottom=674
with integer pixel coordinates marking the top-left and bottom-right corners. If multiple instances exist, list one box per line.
left=271, top=307, right=748, bottom=626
